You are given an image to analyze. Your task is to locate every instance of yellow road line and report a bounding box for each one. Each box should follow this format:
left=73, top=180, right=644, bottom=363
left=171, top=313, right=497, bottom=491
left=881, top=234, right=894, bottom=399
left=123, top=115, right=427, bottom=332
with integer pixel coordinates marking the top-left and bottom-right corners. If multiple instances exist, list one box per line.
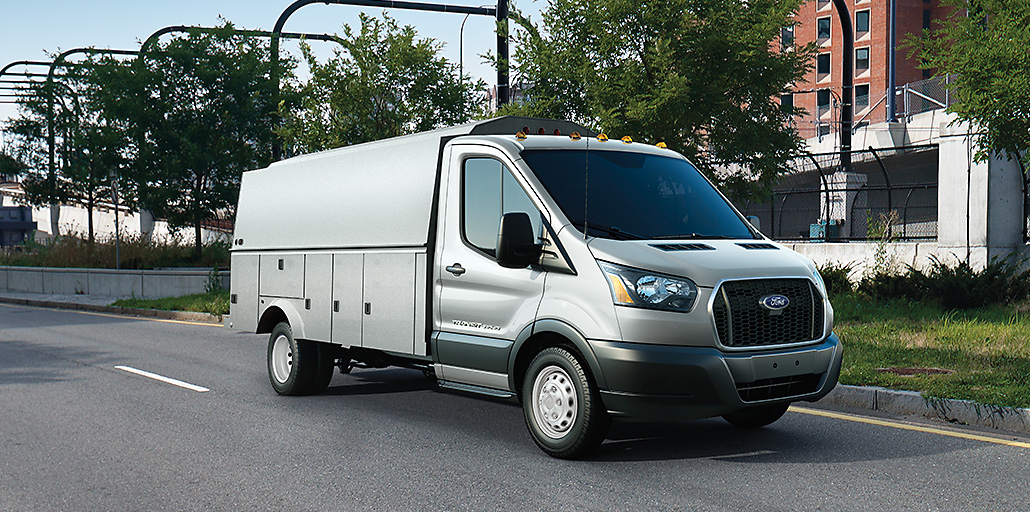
left=790, top=405, right=1030, bottom=449
left=0, top=301, right=221, bottom=328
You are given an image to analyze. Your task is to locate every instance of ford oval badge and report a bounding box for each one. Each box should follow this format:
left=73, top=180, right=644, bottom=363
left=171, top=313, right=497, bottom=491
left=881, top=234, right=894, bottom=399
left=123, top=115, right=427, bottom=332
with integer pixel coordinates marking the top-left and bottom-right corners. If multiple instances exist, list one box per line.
left=759, top=294, right=790, bottom=311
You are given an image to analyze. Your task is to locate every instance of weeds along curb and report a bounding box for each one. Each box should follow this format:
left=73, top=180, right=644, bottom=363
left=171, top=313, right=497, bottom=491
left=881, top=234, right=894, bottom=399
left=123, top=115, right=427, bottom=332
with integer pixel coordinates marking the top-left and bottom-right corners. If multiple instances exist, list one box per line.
left=0, top=296, right=223, bottom=325
left=819, top=384, right=1030, bottom=435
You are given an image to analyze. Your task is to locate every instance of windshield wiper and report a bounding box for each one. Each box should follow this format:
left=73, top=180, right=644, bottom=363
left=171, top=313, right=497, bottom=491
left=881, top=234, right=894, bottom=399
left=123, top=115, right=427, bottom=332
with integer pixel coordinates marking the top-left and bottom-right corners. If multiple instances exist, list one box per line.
left=650, top=233, right=736, bottom=240
left=569, top=220, right=648, bottom=240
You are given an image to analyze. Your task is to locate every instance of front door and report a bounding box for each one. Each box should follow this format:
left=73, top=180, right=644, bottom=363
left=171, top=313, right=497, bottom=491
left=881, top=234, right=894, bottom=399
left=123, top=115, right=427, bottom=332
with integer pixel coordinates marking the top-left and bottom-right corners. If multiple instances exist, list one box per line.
left=435, top=145, right=548, bottom=377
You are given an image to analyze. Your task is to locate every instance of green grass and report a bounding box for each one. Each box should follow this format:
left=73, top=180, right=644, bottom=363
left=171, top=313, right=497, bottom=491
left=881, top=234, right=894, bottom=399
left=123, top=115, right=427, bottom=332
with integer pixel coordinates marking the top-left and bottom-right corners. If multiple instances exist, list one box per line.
left=112, top=290, right=230, bottom=316
left=832, top=291, right=1030, bottom=408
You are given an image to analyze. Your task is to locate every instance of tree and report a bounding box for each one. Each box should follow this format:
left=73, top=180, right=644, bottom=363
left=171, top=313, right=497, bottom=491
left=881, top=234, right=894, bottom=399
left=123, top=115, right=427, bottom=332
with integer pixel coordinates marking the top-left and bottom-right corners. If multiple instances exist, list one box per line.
left=277, top=13, right=485, bottom=154
left=4, top=78, right=76, bottom=223
left=912, top=0, right=1030, bottom=166
left=502, top=0, right=814, bottom=199
left=127, top=24, right=287, bottom=256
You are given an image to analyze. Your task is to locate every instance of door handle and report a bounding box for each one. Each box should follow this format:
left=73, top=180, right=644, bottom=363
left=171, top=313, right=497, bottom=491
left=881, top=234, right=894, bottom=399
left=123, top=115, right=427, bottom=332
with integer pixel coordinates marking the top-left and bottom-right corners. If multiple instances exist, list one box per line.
left=445, top=263, right=466, bottom=276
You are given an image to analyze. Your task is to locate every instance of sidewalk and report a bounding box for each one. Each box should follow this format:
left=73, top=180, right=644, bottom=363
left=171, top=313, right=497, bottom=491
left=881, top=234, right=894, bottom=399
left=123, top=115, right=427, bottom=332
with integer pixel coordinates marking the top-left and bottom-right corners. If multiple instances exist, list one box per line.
left=1, top=290, right=1028, bottom=436
left=0, top=290, right=223, bottom=324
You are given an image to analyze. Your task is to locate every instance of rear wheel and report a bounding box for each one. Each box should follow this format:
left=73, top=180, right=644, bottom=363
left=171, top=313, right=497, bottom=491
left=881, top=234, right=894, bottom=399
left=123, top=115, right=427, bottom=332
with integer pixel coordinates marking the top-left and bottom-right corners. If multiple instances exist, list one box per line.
left=722, top=403, right=790, bottom=428
left=267, top=322, right=333, bottom=396
left=522, top=347, right=610, bottom=459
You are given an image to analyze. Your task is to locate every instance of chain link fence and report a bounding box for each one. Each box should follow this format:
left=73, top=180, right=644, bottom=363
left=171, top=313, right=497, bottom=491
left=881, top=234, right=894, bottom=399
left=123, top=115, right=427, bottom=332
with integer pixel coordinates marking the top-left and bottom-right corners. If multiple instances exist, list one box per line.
left=735, top=145, right=939, bottom=242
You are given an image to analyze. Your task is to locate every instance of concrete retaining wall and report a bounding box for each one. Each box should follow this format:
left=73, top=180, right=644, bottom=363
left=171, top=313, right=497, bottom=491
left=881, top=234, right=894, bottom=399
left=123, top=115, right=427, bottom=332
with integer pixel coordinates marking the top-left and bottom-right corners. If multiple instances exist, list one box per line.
left=0, top=266, right=229, bottom=299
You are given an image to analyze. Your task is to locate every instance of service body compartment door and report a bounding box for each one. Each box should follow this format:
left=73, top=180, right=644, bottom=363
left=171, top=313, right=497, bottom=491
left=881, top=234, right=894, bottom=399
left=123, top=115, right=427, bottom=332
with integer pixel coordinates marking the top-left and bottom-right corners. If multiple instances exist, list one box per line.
left=331, top=253, right=364, bottom=347
left=301, top=254, right=333, bottom=342
left=362, top=252, right=417, bottom=354
left=435, top=146, right=547, bottom=372
left=229, top=253, right=259, bottom=331
left=259, top=254, right=304, bottom=298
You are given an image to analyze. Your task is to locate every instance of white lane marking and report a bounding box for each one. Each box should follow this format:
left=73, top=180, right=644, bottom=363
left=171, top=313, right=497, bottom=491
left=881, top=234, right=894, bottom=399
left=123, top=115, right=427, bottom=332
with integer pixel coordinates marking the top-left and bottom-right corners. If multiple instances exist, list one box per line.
left=115, top=365, right=210, bottom=393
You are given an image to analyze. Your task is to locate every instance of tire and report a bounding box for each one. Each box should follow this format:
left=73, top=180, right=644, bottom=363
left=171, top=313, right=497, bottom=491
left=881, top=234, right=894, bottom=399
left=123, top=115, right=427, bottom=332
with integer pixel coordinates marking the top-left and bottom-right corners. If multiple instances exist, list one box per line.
left=722, top=403, right=790, bottom=428
left=521, top=347, right=610, bottom=459
left=267, top=322, right=333, bottom=396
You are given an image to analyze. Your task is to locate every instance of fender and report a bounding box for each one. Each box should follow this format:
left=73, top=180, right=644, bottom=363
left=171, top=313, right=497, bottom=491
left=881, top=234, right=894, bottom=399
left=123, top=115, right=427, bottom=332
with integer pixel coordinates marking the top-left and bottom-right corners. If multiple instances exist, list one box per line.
left=260, top=298, right=307, bottom=339
left=507, top=319, right=609, bottom=391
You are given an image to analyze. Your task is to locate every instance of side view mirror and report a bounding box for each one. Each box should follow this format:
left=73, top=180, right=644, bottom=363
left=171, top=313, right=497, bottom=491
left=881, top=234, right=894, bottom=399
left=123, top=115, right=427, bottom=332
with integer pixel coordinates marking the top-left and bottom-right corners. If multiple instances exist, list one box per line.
left=496, top=212, right=542, bottom=269
left=746, top=215, right=762, bottom=232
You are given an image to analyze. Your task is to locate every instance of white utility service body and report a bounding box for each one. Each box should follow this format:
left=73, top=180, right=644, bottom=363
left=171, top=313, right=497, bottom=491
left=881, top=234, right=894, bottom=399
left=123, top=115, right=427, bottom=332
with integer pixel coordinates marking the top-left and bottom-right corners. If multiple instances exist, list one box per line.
left=229, top=116, right=842, bottom=458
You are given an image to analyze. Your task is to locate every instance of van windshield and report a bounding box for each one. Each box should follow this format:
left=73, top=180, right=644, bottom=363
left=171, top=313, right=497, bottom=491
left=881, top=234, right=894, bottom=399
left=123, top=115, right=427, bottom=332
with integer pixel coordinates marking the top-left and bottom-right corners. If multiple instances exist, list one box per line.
left=521, top=149, right=756, bottom=240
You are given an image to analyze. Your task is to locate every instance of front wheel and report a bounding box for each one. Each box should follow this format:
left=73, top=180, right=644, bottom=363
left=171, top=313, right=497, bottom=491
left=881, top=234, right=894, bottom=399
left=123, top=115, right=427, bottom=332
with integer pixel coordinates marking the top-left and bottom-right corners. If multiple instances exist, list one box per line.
left=267, top=322, right=334, bottom=396
left=722, top=403, right=790, bottom=428
left=522, top=347, right=610, bottom=459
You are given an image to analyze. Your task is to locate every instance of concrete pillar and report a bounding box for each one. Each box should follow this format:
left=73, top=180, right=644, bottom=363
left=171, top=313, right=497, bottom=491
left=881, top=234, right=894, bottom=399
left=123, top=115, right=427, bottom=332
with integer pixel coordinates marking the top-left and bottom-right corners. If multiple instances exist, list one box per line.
left=139, top=209, right=155, bottom=242
left=937, top=122, right=1024, bottom=268
left=821, top=171, right=868, bottom=238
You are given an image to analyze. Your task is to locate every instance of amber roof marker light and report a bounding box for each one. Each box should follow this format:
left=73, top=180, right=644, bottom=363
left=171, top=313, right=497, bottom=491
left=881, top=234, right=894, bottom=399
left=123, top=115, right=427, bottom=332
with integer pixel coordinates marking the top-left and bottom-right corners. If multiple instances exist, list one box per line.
left=515, top=131, right=527, bottom=140
left=597, top=133, right=609, bottom=142
left=621, top=136, right=633, bottom=144
left=569, top=132, right=582, bottom=140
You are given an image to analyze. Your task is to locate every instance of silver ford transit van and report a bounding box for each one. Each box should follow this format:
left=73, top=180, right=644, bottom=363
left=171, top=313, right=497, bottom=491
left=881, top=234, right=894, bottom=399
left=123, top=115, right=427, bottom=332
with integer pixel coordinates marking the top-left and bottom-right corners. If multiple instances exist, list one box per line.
left=228, top=116, right=842, bottom=458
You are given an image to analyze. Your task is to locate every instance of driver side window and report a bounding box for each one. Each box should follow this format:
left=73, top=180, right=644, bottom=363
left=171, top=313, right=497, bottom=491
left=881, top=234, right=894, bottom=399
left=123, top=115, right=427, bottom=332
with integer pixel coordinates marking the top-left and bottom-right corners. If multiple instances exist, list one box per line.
left=462, top=158, right=541, bottom=256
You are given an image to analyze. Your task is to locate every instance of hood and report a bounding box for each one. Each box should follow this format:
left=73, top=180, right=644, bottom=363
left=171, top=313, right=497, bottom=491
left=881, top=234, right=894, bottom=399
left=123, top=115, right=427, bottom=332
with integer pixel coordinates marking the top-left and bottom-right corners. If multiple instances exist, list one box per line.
left=586, top=238, right=816, bottom=288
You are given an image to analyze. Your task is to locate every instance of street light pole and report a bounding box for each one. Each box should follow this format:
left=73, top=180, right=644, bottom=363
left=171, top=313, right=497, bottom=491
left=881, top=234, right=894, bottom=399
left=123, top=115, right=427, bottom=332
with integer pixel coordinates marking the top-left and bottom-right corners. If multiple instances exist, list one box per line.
left=269, top=0, right=507, bottom=160
left=831, top=0, right=853, bottom=174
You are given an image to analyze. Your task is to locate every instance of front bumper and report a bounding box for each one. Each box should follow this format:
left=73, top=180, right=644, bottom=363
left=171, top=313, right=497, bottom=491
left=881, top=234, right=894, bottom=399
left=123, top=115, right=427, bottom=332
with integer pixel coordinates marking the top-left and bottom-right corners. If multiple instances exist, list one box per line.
left=589, top=333, right=843, bottom=421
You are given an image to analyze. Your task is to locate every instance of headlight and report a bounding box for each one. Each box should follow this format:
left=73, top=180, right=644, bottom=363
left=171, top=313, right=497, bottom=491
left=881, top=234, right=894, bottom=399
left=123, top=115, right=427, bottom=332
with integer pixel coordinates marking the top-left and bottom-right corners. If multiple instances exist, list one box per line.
left=598, top=261, right=698, bottom=312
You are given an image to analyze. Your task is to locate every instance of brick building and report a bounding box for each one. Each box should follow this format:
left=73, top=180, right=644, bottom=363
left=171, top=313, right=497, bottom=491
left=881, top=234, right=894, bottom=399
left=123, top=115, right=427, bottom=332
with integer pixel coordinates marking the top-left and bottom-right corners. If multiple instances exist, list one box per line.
left=786, top=0, right=948, bottom=141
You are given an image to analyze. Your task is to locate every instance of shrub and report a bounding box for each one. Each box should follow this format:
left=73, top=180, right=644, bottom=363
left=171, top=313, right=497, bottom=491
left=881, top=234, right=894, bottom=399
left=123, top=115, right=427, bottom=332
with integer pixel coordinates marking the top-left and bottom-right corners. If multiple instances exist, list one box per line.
left=0, top=234, right=230, bottom=270
left=857, top=255, right=1030, bottom=309
left=817, top=261, right=856, bottom=297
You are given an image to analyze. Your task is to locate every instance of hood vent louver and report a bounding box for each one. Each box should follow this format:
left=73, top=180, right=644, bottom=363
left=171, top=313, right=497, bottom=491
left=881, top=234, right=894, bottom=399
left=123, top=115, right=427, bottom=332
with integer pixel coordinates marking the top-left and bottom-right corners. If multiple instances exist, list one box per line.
left=737, top=243, right=778, bottom=250
left=650, top=243, right=716, bottom=252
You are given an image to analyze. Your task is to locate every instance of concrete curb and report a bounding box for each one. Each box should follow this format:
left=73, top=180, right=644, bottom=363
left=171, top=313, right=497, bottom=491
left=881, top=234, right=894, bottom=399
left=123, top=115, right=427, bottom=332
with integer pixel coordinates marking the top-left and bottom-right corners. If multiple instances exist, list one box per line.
left=818, top=384, right=1030, bottom=435
left=0, top=296, right=223, bottom=325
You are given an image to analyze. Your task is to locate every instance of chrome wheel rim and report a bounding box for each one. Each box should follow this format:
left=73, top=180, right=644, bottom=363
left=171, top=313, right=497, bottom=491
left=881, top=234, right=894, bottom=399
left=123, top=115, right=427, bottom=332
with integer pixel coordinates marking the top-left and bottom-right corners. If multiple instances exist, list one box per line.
left=271, top=334, right=293, bottom=384
left=532, top=365, right=577, bottom=439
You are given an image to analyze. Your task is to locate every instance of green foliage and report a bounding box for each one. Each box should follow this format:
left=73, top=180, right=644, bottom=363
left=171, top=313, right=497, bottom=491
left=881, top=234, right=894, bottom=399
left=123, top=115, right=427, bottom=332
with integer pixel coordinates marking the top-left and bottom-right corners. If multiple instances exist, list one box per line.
left=832, top=291, right=1030, bottom=408
left=277, top=14, right=485, bottom=154
left=125, top=23, right=286, bottom=254
left=910, top=0, right=1030, bottom=166
left=501, top=0, right=815, bottom=200
left=857, top=255, right=1030, bottom=309
left=112, top=289, right=230, bottom=316
left=205, top=265, right=224, bottom=294
left=0, top=235, right=229, bottom=270
left=817, top=261, right=855, bottom=297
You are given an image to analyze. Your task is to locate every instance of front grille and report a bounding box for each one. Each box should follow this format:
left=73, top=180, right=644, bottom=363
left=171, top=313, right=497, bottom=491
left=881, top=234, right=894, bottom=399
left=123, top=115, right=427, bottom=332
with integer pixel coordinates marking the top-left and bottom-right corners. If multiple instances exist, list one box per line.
left=712, top=278, right=823, bottom=348
left=736, top=374, right=822, bottom=402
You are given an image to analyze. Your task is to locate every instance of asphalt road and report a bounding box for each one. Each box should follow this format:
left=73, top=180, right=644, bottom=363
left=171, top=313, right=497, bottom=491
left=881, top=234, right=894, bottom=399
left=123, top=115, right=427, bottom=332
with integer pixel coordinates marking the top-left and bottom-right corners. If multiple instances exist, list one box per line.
left=1, top=303, right=1028, bottom=512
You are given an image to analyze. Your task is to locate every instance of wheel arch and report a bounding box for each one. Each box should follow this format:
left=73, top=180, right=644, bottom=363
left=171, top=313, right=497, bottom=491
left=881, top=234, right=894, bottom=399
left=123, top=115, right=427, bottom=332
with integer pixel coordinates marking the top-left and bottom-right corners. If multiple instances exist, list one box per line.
left=508, top=319, right=608, bottom=397
left=257, top=299, right=306, bottom=337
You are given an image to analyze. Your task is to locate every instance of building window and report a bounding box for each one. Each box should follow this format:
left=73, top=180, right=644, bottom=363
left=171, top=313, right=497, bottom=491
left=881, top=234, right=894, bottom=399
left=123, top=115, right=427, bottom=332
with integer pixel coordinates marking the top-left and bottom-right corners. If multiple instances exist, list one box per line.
left=856, top=10, right=870, bottom=33
left=856, top=84, right=870, bottom=110
left=817, top=53, right=831, bottom=76
left=780, top=94, right=794, bottom=113
left=856, top=48, right=870, bottom=72
left=818, top=124, right=831, bottom=137
left=923, top=10, right=931, bottom=30
left=781, top=26, right=794, bottom=48
left=818, top=89, right=831, bottom=118
left=817, top=17, right=831, bottom=40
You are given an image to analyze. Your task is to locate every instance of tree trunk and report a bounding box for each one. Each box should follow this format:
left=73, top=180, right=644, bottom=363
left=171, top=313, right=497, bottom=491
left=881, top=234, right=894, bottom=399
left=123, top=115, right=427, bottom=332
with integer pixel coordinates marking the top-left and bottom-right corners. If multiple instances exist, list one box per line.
left=87, top=190, right=94, bottom=245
